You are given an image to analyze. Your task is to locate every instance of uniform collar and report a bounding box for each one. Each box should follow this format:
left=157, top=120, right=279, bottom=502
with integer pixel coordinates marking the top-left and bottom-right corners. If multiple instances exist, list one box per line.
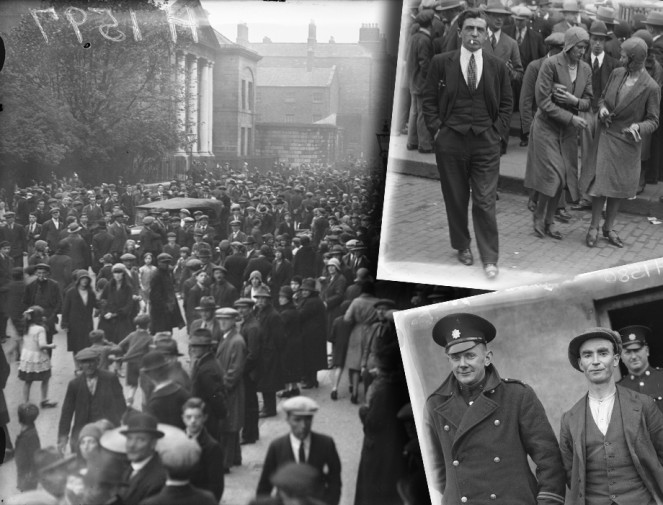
left=434, top=363, right=501, bottom=397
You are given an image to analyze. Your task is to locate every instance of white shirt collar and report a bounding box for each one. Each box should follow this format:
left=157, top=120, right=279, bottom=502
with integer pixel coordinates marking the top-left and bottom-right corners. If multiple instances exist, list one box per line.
left=488, top=28, right=501, bottom=43
left=166, top=478, right=189, bottom=486
left=592, top=51, right=605, bottom=67
left=289, top=433, right=312, bottom=463
left=130, top=454, right=154, bottom=476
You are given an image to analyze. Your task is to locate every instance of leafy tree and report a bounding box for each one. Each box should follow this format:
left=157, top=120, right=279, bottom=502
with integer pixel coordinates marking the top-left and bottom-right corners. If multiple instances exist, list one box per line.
left=0, top=0, right=190, bottom=186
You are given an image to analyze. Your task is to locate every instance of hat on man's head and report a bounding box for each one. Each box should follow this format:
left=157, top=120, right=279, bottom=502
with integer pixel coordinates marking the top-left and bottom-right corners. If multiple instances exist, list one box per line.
left=120, top=412, right=164, bottom=438
left=511, top=5, right=533, bottom=19
left=589, top=20, right=609, bottom=38
left=617, top=325, right=651, bottom=350
left=301, top=278, right=318, bottom=292
left=436, top=0, right=462, bottom=11
left=271, top=462, right=322, bottom=498
left=155, top=338, right=183, bottom=356
left=253, top=285, right=272, bottom=298
left=185, top=258, right=203, bottom=270
left=215, top=307, right=240, bottom=319
left=544, top=32, right=565, bottom=47
left=281, top=396, right=319, bottom=416
left=484, top=0, right=511, bottom=15
left=75, top=347, right=100, bottom=362
left=234, top=297, right=256, bottom=308
left=120, top=253, right=136, bottom=262
left=374, top=298, right=396, bottom=309
left=432, top=313, right=496, bottom=354
left=195, top=296, right=217, bottom=312
left=596, top=6, right=615, bottom=24
left=568, top=327, right=622, bottom=371
left=645, top=10, right=663, bottom=26
left=189, top=328, right=213, bottom=346
left=139, top=351, right=169, bottom=373
left=561, top=0, right=580, bottom=12
left=157, top=252, right=173, bottom=263
left=415, top=9, right=435, bottom=26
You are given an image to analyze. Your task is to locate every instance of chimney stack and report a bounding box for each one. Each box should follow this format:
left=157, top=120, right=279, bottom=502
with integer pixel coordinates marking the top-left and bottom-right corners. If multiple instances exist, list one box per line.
left=237, top=23, right=249, bottom=46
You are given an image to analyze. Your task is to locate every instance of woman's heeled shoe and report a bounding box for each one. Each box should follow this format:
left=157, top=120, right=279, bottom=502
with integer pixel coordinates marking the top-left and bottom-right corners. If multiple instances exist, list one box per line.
left=586, top=227, right=599, bottom=248
left=606, top=230, right=624, bottom=248
left=350, top=394, right=358, bottom=405
left=545, top=223, right=562, bottom=240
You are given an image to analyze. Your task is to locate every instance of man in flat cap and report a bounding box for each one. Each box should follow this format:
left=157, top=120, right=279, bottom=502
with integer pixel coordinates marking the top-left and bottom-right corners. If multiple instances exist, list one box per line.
left=407, top=10, right=435, bottom=154
left=422, top=9, right=513, bottom=279
left=560, top=328, right=663, bottom=504
left=24, top=263, right=61, bottom=356
left=58, top=348, right=126, bottom=453
left=617, top=325, right=663, bottom=411
left=424, top=312, right=565, bottom=504
left=256, top=396, right=342, bottom=505
left=150, top=252, right=185, bottom=334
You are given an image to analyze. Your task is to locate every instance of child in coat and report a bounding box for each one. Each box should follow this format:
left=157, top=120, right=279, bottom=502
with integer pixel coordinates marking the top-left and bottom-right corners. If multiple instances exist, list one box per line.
left=14, top=403, right=41, bottom=491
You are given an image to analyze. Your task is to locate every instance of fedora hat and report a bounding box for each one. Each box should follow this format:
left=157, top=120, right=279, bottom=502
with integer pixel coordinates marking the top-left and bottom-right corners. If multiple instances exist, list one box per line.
left=560, top=0, right=580, bottom=12
left=189, top=328, right=213, bottom=346
left=645, top=10, right=663, bottom=26
left=595, top=6, right=615, bottom=24
left=301, top=278, right=318, bottom=292
left=484, top=0, right=511, bottom=15
left=120, top=412, right=164, bottom=438
left=139, top=351, right=169, bottom=373
left=195, top=296, right=217, bottom=311
left=435, top=0, right=462, bottom=11
left=589, top=20, right=609, bottom=37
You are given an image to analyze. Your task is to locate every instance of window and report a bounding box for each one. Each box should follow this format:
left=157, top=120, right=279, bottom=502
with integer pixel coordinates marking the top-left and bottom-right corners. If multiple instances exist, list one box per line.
left=248, top=82, right=254, bottom=111
left=285, top=114, right=295, bottom=123
left=247, top=127, right=252, bottom=154
left=285, top=92, right=295, bottom=104
left=313, top=91, right=323, bottom=103
left=241, top=127, right=246, bottom=155
left=241, top=80, right=247, bottom=110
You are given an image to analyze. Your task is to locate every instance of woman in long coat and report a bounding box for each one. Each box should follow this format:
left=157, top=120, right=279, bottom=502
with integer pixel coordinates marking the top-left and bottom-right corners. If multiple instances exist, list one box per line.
left=61, top=270, right=97, bottom=362
left=268, top=248, right=293, bottom=304
left=297, top=278, right=328, bottom=389
left=524, top=27, right=592, bottom=240
left=98, top=264, right=135, bottom=344
left=584, top=37, right=661, bottom=247
left=276, top=286, right=301, bottom=397
left=319, top=258, right=347, bottom=335
left=149, top=254, right=185, bottom=333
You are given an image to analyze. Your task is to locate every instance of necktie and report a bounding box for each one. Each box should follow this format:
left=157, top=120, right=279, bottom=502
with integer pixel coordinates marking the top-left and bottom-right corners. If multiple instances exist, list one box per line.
left=298, top=441, right=306, bottom=463
left=468, top=53, right=477, bottom=92
left=517, top=31, right=523, bottom=45
left=592, top=57, right=599, bottom=72
left=490, top=34, right=496, bottom=49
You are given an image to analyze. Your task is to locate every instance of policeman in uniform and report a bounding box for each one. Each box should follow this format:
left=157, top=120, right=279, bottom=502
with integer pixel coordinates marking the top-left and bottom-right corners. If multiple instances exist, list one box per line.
left=617, top=325, right=663, bottom=411
left=423, top=313, right=565, bottom=505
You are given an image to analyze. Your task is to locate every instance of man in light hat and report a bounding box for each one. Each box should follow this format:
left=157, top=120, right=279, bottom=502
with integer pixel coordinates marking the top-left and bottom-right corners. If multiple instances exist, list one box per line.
left=215, top=307, right=247, bottom=470
left=560, top=328, right=663, bottom=504
left=422, top=9, right=513, bottom=279
left=432, top=0, right=464, bottom=54
left=119, top=412, right=167, bottom=505
left=553, top=0, right=584, bottom=33
left=616, top=325, right=663, bottom=411
left=424, top=312, right=565, bottom=504
left=58, top=347, right=126, bottom=453
left=256, top=396, right=342, bottom=505
left=646, top=11, right=663, bottom=67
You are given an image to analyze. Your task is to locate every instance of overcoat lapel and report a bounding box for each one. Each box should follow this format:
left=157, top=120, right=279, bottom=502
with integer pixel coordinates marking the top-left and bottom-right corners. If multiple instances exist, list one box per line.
left=612, top=71, right=649, bottom=116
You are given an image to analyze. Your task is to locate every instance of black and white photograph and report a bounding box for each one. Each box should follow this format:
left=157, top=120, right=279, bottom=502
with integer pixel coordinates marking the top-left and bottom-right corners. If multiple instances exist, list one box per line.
left=0, top=1, right=434, bottom=504
left=394, top=257, right=663, bottom=505
left=379, top=0, right=663, bottom=290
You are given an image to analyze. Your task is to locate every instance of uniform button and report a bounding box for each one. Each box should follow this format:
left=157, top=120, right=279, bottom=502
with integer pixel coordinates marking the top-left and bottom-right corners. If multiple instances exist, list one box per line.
left=494, top=419, right=500, bottom=426
left=630, top=375, right=635, bottom=380
left=461, top=498, right=467, bottom=503
left=646, top=370, right=650, bottom=376
left=469, top=401, right=474, bottom=405
left=490, top=494, right=497, bottom=500
left=610, top=495, right=616, bottom=500
left=639, top=382, right=645, bottom=387
left=444, top=425, right=450, bottom=431
left=658, top=397, right=662, bottom=401
left=494, top=457, right=500, bottom=463
left=453, top=460, right=459, bottom=466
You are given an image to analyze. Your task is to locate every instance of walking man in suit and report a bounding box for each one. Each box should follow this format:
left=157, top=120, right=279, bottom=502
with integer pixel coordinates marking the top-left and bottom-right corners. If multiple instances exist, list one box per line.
left=422, top=8, right=513, bottom=279
left=560, top=328, right=663, bottom=504
left=256, top=396, right=342, bottom=505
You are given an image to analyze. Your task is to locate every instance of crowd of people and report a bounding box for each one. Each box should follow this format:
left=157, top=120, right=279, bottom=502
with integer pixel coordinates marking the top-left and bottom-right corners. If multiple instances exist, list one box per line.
left=402, top=0, right=663, bottom=278
left=0, top=160, right=433, bottom=505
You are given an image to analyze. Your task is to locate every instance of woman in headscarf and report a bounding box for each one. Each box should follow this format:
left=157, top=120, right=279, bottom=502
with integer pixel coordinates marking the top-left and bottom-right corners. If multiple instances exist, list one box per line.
left=524, top=27, right=592, bottom=240
left=584, top=37, right=660, bottom=247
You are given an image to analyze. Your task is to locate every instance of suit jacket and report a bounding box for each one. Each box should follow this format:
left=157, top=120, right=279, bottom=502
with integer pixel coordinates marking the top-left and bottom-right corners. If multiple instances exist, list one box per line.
left=120, top=454, right=166, bottom=505
left=139, top=483, right=217, bottom=505
left=189, top=427, right=225, bottom=501
left=145, top=381, right=190, bottom=429
left=1, top=224, right=27, bottom=258
left=583, top=51, right=621, bottom=111
left=41, top=218, right=63, bottom=250
left=560, top=386, right=663, bottom=505
left=58, top=370, right=125, bottom=443
left=191, top=352, right=227, bottom=437
left=25, top=223, right=42, bottom=249
left=422, top=49, right=514, bottom=140
left=504, top=26, right=546, bottom=70
left=483, top=31, right=524, bottom=81
left=256, top=432, right=342, bottom=505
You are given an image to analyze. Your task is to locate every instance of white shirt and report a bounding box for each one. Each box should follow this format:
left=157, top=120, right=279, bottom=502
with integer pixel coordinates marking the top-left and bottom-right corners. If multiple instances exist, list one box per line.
left=591, top=52, right=605, bottom=68
left=289, top=433, right=311, bottom=463
left=488, top=28, right=501, bottom=45
left=516, top=27, right=527, bottom=43
left=130, top=454, right=154, bottom=478
left=166, top=478, right=189, bottom=486
left=588, top=391, right=616, bottom=436
left=460, top=46, right=484, bottom=88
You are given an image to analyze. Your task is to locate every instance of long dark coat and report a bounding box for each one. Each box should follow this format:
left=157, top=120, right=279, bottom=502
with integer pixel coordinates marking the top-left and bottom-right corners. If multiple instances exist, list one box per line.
left=584, top=67, right=661, bottom=198
left=423, top=365, right=566, bottom=504
left=191, top=351, right=227, bottom=440
left=277, top=302, right=302, bottom=383
left=23, top=278, right=61, bottom=337
left=189, top=427, right=225, bottom=501
left=0, top=344, right=10, bottom=426
left=269, top=259, right=293, bottom=302
left=298, top=293, right=328, bottom=375
left=149, top=266, right=185, bottom=333
left=354, top=371, right=409, bottom=505
left=255, top=304, right=285, bottom=392
left=64, top=233, right=91, bottom=270
left=145, top=381, right=190, bottom=429
left=61, top=281, right=96, bottom=353
left=239, top=312, right=262, bottom=384
left=320, top=272, right=347, bottom=333
left=524, top=53, right=592, bottom=201
left=293, top=245, right=317, bottom=278
left=98, top=280, right=135, bottom=344
left=216, top=328, right=247, bottom=433
left=224, top=254, right=249, bottom=292
left=47, top=253, right=72, bottom=296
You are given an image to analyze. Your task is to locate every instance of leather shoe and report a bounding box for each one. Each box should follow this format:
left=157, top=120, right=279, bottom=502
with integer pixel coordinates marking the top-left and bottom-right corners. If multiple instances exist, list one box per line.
left=331, top=390, right=338, bottom=401
left=483, top=264, right=499, bottom=279
left=545, top=223, right=562, bottom=240
left=554, top=208, right=572, bottom=223
left=457, top=249, right=473, bottom=266
left=533, top=219, right=545, bottom=238
left=605, top=230, right=624, bottom=248
left=240, top=438, right=257, bottom=445
left=259, top=410, right=277, bottom=419
left=571, top=200, right=592, bottom=211
left=418, top=148, right=434, bottom=154
left=406, top=143, right=417, bottom=151
left=519, top=139, right=529, bottom=147
left=586, top=227, right=598, bottom=248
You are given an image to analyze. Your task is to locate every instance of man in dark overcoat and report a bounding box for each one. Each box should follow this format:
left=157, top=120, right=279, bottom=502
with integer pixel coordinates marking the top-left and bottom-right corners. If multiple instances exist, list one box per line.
left=561, top=328, right=663, bottom=504
left=149, top=253, right=185, bottom=334
left=141, top=351, right=191, bottom=429
left=23, top=263, right=61, bottom=352
left=423, top=313, right=566, bottom=504
left=0, top=212, right=27, bottom=265
left=63, top=223, right=91, bottom=271
left=256, top=396, right=342, bottom=505
left=235, top=297, right=262, bottom=444
left=58, top=348, right=126, bottom=452
left=422, top=9, right=513, bottom=280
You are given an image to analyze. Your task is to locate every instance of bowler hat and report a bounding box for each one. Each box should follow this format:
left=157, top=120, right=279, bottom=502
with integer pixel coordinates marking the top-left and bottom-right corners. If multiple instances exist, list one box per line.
left=301, top=278, right=318, bottom=292
left=568, top=328, right=621, bottom=371
left=432, top=313, right=496, bottom=354
left=139, top=351, right=169, bottom=373
left=195, top=296, right=217, bottom=311
left=120, top=412, right=164, bottom=438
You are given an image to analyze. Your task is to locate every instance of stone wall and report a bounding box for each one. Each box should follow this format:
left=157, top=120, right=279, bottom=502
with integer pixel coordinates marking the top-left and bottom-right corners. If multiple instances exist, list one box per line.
left=255, top=122, right=342, bottom=166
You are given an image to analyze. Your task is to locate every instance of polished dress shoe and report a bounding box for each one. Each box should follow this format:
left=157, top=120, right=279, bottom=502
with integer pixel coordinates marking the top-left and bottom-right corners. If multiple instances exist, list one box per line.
left=331, top=390, right=338, bottom=401
left=604, top=229, right=624, bottom=248
left=418, top=148, right=434, bottom=154
left=483, top=264, right=498, bottom=279
left=586, top=227, right=598, bottom=248
left=457, top=249, right=474, bottom=266
left=554, top=208, right=572, bottom=223
left=406, top=143, right=418, bottom=151
left=545, top=223, right=562, bottom=240
left=571, top=200, right=592, bottom=211
left=533, top=219, right=546, bottom=238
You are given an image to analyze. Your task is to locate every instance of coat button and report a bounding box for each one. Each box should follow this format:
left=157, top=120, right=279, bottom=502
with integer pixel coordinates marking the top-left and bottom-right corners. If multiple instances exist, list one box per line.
left=453, top=460, right=459, bottom=466
left=444, top=425, right=450, bottom=431
left=494, top=457, right=500, bottom=463
left=490, top=494, right=497, bottom=500
left=494, top=420, right=500, bottom=426
left=646, top=370, right=650, bottom=376
left=461, top=498, right=468, bottom=503
left=639, top=382, right=645, bottom=387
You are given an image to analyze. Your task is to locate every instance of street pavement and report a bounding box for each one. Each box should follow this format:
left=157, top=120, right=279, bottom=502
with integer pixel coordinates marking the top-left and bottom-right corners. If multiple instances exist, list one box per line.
left=378, top=135, right=663, bottom=290
left=0, top=320, right=365, bottom=505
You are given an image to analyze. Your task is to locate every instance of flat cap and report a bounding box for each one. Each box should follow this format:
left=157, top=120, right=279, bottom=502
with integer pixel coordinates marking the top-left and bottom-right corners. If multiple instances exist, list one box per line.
left=234, top=297, right=256, bottom=307
left=282, top=395, right=319, bottom=416
left=75, top=347, right=100, bottom=362
left=215, top=307, right=240, bottom=319
left=568, top=328, right=622, bottom=371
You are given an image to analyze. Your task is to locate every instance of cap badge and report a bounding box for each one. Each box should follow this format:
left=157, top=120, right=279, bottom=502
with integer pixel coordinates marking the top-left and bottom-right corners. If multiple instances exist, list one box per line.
left=452, top=329, right=461, bottom=340
left=629, top=334, right=636, bottom=341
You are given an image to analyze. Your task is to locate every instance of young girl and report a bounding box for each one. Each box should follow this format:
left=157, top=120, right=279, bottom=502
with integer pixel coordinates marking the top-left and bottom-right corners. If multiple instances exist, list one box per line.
left=138, top=252, right=157, bottom=313
left=18, top=306, right=57, bottom=408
